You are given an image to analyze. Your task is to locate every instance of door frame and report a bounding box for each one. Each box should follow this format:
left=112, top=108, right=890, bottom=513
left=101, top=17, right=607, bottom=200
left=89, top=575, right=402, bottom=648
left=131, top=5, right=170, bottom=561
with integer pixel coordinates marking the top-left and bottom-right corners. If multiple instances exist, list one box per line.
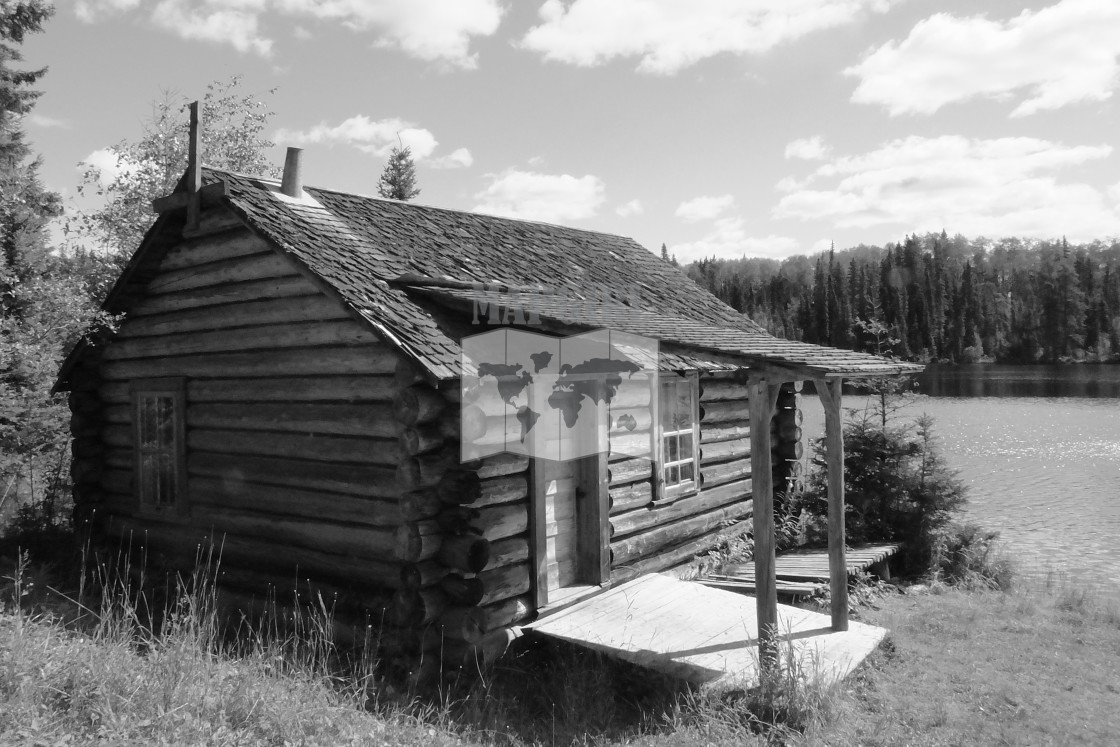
left=530, top=450, right=610, bottom=610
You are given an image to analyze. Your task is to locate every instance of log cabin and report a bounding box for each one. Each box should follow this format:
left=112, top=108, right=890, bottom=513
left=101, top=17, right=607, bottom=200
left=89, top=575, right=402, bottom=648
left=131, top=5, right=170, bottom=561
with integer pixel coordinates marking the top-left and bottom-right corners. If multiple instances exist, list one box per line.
left=56, top=114, right=921, bottom=675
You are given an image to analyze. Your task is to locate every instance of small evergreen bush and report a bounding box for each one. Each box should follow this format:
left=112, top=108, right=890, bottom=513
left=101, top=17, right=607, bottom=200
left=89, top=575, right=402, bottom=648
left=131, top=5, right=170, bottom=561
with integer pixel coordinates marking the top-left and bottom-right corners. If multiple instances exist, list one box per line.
left=791, top=398, right=971, bottom=577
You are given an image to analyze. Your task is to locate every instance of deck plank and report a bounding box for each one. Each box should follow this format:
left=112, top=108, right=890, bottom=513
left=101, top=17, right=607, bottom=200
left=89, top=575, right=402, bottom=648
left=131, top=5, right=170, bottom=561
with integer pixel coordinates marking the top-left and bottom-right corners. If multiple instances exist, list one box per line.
left=526, top=574, right=886, bottom=688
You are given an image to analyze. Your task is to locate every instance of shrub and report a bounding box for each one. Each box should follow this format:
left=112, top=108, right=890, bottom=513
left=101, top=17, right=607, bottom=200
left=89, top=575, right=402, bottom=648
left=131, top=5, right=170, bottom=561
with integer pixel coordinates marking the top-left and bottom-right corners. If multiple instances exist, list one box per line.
left=794, top=407, right=969, bottom=577
left=933, top=521, right=1014, bottom=590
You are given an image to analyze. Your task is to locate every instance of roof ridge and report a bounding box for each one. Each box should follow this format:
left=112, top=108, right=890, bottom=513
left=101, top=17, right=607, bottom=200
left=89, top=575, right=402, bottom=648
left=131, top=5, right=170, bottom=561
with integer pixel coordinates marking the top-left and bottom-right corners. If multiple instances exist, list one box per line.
left=204, top=165, right=647, bottom=247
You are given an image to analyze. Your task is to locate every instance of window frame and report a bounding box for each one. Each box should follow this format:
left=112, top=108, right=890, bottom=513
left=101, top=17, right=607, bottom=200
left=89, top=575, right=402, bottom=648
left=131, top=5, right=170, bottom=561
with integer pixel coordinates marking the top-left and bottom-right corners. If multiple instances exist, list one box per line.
left=654, top=372, right=701, bottom=504
left=130, top=378, right=188, bottom=517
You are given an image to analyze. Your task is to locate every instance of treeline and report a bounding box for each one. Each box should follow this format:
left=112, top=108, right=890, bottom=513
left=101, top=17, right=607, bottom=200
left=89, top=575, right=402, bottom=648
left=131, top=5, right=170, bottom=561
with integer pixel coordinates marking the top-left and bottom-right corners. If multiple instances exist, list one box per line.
left=685, top=232, right=1120, bottom=363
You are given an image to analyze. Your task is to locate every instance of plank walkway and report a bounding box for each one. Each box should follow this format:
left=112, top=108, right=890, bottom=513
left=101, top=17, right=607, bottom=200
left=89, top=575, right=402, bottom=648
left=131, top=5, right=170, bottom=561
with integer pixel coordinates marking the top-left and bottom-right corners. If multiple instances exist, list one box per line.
left=699, top=543, right=901, bottom=597
left=525, top=573, right=886, bottom=689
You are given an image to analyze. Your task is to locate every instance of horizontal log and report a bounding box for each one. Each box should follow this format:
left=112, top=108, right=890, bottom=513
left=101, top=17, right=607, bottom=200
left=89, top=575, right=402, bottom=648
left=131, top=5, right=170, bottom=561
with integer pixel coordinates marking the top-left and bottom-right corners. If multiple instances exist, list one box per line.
left=436, top=506, right=479, bottom=534
left=477, top=562, right=531, bottom=607
left=701, top=420, right=750, bottom=444
left=106, top=319, right=377, bottom=361
left=774, top=423, right=802, bottom=442
left=441, top=404, right=487, bottom=442
left=774, top=440, right=804, bottom=460
left=608, top=481, right=652, bottom=514
left=380, top=626, right=446, bottom=655
left=129, top=275, right=318, bottom=316
left=401, top=491, right=443, bottom=522
left=608, top=458, right=652, bottom=486
left=440, top=574, right=485, bottom=606
left=700, top=437, right=749, bottom=465
left=68, top=391, right=101, bottom=414
left=438, top=472, right=528, bottom=508
left=699, top=380, right=751, bottom=402
left=472, top=453, right=530, bottom=479
left=483, top=536, right=529, bottom=572
left=97, top=375, right=397, bottom=405
left=195, top=506, right=397, bottom=563
left=400, top=425, right=443, bottom=456
left=100, top=516, right=403, bottom=590
left=393, top=386, right=446, bottom=426
left=101, top=346, right=397, bottom=381
left=611, top=499, right=753, bottom=568
left=146, top=252, right=297, bottom=295
left=188, top=402, right=399, bottom=438
left=439, top=606, right=486, bottom=644
left=71, top=460, right=103, bottom=485
left=156, top=227, right=265, bottom=271
left=610, top=478, right=751, bottom=539
left=188, top=429, right=398, bottom=466
left=478, top=594, right=532, bottom=632
left=119, top=294, right=352, bottom=340
left=699, top=400, right=749, bottom=424
left=400, top=560, right=448, bottom=589
left=608, top=430, right=654, bottom=460
left=438, top=533, right=491, bottom=574
left=397, top=451, right=456, bottom=491
left=394, top=520, right=442, bottom=563
left=628, top=521, right=754, bottom=576
left=478, top=503, right=528, bottom=543
left=700, top=460, right=751, bottom=490
left=393, top=358, right=429, bottom=389
left=391, top=587, right=446, bottom=627
left=208, top=564, right=392, bottom=615
left=189, top=452, right=401, bottom=499
left=189, top=477, right=404, bottom=527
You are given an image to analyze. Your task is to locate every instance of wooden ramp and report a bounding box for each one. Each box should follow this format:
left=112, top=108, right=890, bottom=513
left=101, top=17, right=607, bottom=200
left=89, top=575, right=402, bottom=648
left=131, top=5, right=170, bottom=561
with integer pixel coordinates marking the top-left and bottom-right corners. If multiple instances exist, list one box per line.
left=524, top=574, right=886, bottom=689
left=700, top=543, right=901, bottom=598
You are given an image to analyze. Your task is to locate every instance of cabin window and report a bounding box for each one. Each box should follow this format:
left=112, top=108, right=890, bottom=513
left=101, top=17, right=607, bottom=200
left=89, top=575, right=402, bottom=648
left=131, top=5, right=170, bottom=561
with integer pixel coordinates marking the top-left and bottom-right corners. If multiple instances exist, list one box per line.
left=657, top=373, right=699, bottom=501
left=132, top=379, right=186, bottom=514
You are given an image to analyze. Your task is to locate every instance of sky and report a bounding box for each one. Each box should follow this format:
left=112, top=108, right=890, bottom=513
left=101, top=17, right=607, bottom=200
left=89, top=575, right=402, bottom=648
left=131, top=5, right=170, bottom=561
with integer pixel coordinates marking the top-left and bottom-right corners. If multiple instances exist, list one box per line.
left=19, top=0, right=1120, bottom=264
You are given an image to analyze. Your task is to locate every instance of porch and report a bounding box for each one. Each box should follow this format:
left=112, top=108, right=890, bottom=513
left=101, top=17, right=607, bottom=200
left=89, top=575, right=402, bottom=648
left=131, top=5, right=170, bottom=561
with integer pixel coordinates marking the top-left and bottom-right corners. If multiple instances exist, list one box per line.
left=525, top=573, right=886, bottom=689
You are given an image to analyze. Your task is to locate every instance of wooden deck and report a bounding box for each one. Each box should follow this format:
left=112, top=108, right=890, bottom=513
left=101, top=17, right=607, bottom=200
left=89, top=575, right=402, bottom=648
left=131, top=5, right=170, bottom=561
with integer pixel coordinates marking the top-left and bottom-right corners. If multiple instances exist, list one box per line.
left=699, top=543, right=900, bottom=597
left=524, top=574, right=886, bottom=689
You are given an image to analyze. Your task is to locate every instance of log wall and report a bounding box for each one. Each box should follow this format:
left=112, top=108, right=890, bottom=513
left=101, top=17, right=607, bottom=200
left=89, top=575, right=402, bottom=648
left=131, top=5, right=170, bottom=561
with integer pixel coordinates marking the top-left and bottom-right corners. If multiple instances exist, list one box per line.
left=608, top=372, right=800, bottom=576
left=68, top=219, right=409, bottom=628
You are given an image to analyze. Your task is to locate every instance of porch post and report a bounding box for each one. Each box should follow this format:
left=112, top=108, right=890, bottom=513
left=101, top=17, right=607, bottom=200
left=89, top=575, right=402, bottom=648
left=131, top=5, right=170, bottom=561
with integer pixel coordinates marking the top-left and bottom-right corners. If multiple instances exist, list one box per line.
left=817, top=377, right=848, bottom=631
left=749, top=376, right=782, bottom=668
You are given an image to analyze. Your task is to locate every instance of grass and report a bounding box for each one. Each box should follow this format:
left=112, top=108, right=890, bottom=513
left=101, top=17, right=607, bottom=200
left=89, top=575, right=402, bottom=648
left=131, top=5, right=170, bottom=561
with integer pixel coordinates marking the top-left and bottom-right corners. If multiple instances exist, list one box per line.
left=3, top=541, right=1118, bottom=746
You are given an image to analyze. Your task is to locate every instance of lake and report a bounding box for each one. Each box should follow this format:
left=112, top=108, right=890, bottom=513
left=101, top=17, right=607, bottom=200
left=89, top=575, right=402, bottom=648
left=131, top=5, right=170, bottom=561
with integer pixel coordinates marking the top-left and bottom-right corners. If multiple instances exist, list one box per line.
left=800, top=365, right=1120, bottom=591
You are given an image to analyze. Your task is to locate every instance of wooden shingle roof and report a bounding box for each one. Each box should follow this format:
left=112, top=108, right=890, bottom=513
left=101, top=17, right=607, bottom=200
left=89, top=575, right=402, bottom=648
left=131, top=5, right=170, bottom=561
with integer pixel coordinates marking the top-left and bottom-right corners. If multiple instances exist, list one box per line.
left=63, top=168, right=923, bottom=385
left=215, top=169, right=923, bottom=380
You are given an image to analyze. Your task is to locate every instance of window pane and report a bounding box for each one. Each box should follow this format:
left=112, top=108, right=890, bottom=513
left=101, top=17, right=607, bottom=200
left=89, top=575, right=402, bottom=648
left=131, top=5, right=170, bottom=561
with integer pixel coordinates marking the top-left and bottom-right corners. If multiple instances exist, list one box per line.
left=157, top=453, right=174, bottom=506
left=156, top=397, right=175, bottom=446
left=667, top=465, right=679, bottom=486
left=679, top=462, right=694, bottom=483
left=140, top=454, right=157, bottom=505
left=139, top=397, right=156, bottom=448
left=667, top=434, right=678, bottom=462
left=679, top=432, right=694, bottom=460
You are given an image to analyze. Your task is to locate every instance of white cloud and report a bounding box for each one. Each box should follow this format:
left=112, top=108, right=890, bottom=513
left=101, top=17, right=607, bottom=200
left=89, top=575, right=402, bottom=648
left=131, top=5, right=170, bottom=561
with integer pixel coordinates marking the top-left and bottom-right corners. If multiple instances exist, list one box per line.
left=473, top=170, right=605, bottom=223
left=76, top=0, right=141, bottom=22
left=429, top=147, right=474, bottom=169
left=785, top=136, right=829, bottom=160
left=673, top=218, right=800, bottom=262
left=27, top=114, right=69, bottom=129
left=521, top=0, right=899, bottom=74
left=615, top=198, right=643, bottom=217
left=74, top=0, right=502, bottom=65
left=79, top=148, right=139, bottom=186
left=675, top=194, right=734, bottom=222
left=847, top=0, right=1120, bottom=117
left=1109, top=181, right=1120, bottom=206
left=275, top=116, right=469, bottom=167
left=151, top=0, right=272, bottom=56
left=774, top=135, right=1120, bottom=241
